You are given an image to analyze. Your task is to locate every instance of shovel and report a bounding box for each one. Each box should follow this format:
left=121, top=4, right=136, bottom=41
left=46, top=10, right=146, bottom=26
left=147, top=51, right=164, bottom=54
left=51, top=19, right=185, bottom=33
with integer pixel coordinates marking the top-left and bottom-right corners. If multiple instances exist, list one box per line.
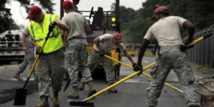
left=103, top=33, right=212, bottom=94
left=68, top=33, right=211, bottom=106
left=13, top=23, right=56, bottom=105
left=68, top=61, right=155, bottom=106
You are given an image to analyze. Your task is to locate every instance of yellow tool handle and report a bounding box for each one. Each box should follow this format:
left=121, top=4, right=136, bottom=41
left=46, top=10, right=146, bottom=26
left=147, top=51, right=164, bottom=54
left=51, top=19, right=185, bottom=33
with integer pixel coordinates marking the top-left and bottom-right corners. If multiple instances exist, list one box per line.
left=27, top=41, right=47, bottom=78
left=83, top=35, right=210, bottom=101
left=104, top=55, right=184, bottom=93
left=187, top=37, right=203, bottom=47
left=83, top=61, right=155, bottom=101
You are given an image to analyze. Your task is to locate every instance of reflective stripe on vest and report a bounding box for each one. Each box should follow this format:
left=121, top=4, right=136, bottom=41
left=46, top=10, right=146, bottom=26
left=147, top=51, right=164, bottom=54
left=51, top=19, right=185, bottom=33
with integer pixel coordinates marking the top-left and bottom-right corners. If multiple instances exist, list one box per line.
left=28, top=14, right=62, bottom=53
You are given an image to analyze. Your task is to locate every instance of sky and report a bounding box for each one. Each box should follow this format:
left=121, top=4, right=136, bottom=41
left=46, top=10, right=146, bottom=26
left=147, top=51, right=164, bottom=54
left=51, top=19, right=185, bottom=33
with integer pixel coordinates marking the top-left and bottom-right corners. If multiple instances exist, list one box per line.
left=7, top=0, right=146, bottom=26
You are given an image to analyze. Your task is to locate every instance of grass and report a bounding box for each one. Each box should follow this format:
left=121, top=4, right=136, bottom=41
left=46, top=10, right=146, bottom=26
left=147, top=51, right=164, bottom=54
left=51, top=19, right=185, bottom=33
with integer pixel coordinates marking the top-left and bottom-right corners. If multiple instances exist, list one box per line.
left=190, top=62, right=214, bottom=77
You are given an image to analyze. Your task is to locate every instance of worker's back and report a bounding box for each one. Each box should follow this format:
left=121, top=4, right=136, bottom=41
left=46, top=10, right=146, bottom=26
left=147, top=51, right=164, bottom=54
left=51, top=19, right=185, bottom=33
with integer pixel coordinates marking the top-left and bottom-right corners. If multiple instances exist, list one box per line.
left=62, top=12, right=87, bottom=40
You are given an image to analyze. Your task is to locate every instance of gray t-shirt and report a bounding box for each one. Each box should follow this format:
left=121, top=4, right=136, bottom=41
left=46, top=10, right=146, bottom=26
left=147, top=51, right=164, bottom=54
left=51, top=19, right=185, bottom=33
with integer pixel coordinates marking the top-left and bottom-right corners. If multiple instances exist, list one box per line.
left=93, top=34, right=126, bottom=52
left=23, top=27, right=34, bottom=48
left=61, top=12, right=88, bottom=40
left=144, top=16, right=186, bottom=46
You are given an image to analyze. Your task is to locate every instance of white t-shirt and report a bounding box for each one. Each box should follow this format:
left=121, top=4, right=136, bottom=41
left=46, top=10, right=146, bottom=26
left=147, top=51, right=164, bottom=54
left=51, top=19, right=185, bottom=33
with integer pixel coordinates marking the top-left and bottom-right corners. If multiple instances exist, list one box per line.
left=61, top=12, right=88, bottom=40
left=144, top=16, right=187, bottom=46
left=93, top=34, right=125, bottom=52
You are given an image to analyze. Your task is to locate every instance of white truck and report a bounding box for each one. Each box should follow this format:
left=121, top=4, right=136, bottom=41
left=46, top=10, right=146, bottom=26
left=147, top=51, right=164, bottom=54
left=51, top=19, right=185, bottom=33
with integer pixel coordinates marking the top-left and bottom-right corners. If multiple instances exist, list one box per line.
left=0, top=30, right=24, bottom=63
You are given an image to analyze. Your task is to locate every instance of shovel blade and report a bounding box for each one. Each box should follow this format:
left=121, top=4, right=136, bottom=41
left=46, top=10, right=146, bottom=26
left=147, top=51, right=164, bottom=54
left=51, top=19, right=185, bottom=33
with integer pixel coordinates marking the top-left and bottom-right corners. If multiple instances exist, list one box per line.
left=13, top=88, right=27, bottom=105
left=69, top=100, right=94, bottom=107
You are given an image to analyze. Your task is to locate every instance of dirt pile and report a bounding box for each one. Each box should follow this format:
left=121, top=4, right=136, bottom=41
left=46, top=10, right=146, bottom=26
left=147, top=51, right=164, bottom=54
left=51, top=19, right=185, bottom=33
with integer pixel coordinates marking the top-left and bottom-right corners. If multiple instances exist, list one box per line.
left=196, top=76, right=214, bottom=107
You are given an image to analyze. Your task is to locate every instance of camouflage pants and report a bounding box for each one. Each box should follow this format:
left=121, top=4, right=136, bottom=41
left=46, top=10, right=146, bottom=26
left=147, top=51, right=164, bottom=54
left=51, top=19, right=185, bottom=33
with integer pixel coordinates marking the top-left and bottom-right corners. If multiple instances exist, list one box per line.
left=18, top=47, right=35, bottom=73
left=147, top=46, right=201, bottom=107
left=36, top=49, right=64, bottom=97
left=65, top=39, right=92, bottom=87
left=88, top=50, right=116, bottom=84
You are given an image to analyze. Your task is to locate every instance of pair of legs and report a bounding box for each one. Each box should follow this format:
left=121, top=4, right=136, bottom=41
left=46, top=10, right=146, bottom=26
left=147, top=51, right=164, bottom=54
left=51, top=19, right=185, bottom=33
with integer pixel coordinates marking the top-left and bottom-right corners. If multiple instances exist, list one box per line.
left=146, top=47, right=201, bottom=107
left=79, top=50, right=118, bottom=93
left=35, top=49, right=64, bottom=107
left=65, top=39, right=96, bottom=99
left=14, top=48, right=35, bottom=81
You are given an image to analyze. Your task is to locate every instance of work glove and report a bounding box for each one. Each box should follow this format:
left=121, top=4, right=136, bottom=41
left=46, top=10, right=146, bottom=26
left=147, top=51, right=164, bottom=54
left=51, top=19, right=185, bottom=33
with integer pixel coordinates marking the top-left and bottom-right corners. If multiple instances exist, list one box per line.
left=180, top=38, right=194, bottom=51
left=36, top=46, right=41, bottom=55
left=133, top=63, right=143, bottom=76
left=185, top=37, right=193, bottom=44
left=99, top=50, right=105, bottom=57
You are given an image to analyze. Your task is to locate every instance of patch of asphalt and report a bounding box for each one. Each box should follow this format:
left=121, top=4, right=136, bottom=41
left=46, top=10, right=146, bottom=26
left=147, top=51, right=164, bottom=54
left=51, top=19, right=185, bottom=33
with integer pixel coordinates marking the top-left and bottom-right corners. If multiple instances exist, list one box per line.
left=0, top=81, right=38, bottom=104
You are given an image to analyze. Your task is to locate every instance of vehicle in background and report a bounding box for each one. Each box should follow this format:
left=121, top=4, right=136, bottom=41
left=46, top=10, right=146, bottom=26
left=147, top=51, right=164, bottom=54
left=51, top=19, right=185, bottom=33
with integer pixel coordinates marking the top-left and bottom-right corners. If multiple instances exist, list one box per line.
left=0, top=30, right=24, bottom=63
left=123, top=44, right=136, bottom=56
left=81, top=0, right=121, bottom=80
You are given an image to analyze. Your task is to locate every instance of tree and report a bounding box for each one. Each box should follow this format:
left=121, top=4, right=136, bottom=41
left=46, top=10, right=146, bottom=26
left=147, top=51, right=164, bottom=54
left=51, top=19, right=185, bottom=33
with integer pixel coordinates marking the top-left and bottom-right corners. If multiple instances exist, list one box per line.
left=0, top=0, right=55, bottom=33
left=120, top=0, right=214, bottom=43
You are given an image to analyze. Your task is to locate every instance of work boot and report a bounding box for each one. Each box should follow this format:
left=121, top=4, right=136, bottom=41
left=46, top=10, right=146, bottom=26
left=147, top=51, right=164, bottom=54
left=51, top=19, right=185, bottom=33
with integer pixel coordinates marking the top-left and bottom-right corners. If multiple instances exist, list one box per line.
left=13, top=72, right=23, bottom=81
left=78, top=82, right=85, bottom=91
left=67, top=86, right=79, bottom=99
left=35, top=96, right=49, bottom=107
left=108, top=87, right=118, bottom=93
left=87, top=81, right=97, bottom=97
left=51, top=91, right=60, bottom=107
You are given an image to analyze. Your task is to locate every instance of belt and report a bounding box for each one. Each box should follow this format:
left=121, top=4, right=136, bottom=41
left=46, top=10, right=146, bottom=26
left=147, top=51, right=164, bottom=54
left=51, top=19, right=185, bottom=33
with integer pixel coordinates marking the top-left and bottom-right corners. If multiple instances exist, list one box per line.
left=68, top=36, right=86, bottom=40
left=157, top=45, right=183, bottom=56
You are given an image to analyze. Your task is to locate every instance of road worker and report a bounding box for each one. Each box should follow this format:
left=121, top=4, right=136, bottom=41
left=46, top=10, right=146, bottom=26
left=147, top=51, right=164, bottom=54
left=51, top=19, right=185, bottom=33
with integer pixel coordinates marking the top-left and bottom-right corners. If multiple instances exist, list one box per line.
left=72, top=0, right=80, bottom=12
left=13, top=26, right=35, bottom=81
left=134, top=6, right=201, bottom=107
left=26, top=5, right=69, bottom=107
left=61, top=0, right=97, bottom=99
left=78, top=32, right=138, bottom=93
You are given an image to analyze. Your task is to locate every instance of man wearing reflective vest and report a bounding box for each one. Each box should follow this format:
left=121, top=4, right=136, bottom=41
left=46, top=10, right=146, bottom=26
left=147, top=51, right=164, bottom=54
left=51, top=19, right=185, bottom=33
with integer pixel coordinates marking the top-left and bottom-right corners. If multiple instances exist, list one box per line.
left=27, top=5, right=68, bottom=107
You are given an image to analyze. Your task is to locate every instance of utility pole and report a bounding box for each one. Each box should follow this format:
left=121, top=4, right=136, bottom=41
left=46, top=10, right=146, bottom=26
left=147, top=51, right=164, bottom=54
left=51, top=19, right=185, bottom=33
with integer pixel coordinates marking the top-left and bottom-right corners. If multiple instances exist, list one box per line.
left=60, top=0, right=64, bottom=19
left=115, top=0, right=120, bottom=32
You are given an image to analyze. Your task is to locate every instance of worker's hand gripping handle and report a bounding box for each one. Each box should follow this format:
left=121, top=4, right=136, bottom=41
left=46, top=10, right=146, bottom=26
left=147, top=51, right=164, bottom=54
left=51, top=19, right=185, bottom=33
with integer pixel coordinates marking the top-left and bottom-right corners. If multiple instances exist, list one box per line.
left=49, top=22, right=56, bottom=32
left=133, top=64, right=143, bottom=76
left=45, top=22, right=56, bottom=41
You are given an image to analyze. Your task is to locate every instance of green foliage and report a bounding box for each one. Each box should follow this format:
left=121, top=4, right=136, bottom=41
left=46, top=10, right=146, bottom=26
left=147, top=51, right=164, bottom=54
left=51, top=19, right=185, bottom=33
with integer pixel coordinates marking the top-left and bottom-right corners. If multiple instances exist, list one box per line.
left=0, top=0, right=55, bottom=33
left=119, top=0, right=214, bottom=43
left=123, top=18, right=153, bottom=43
left=0, top=0, right=15, bottom=33
left=34, top=0, right=55, bottom=14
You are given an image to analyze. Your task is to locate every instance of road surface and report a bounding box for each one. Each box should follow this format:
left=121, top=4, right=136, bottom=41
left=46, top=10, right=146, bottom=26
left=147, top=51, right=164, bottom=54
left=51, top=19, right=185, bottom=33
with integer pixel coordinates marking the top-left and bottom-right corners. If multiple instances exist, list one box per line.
left=0, top=56, right=188, bottom=107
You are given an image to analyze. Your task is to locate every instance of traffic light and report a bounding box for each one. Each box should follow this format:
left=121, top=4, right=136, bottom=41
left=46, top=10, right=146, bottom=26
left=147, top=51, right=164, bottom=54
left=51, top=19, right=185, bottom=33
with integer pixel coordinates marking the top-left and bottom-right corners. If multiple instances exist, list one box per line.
left=111, top=17, right=116, bottom=31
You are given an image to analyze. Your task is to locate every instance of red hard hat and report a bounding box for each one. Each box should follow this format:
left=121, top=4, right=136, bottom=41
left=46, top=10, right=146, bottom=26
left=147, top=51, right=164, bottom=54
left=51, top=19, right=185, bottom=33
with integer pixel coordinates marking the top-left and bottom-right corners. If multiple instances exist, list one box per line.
left=63, top=0, right=73, bottom=8
left=113, top=33, right=122, bottom=40
left=154, top=6, right=169, bottom=14
left=152, top=6, right=169, bottom=20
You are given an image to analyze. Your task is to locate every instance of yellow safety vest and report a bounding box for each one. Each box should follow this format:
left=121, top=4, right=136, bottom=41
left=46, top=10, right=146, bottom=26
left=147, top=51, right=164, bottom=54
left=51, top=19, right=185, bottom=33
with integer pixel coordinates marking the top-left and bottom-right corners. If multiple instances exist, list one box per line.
left=28, top=14, right=62, bottom=53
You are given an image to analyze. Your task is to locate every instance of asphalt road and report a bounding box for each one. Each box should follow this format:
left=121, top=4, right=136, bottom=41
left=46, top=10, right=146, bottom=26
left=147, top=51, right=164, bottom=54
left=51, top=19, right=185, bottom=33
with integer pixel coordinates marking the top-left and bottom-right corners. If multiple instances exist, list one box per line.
left=0, top=56, right=188, bottom=107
